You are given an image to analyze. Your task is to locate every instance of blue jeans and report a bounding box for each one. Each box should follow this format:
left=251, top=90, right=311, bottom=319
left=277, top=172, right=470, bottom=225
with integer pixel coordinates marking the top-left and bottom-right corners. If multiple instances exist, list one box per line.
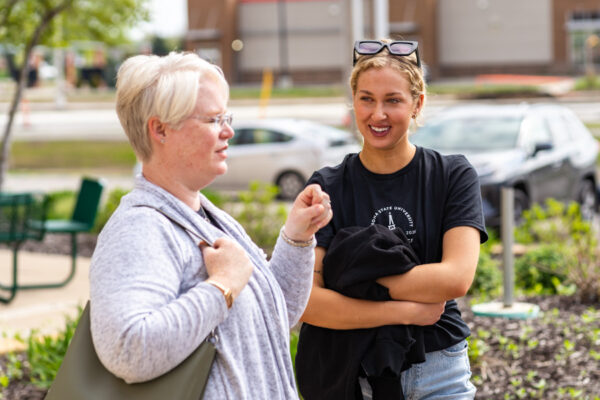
left=359, top=339, right=476, bottom=399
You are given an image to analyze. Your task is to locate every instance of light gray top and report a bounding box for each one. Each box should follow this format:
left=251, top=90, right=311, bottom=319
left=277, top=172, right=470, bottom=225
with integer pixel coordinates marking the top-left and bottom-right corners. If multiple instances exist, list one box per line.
left=90, top=175, right=314, bottom=399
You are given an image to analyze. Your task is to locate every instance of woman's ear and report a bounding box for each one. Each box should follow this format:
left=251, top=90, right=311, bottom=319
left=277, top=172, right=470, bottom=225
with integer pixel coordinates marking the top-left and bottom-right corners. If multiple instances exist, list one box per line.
left=414, top=93, right=425, bottom=117
left=148, top=116, right=167, bottom=144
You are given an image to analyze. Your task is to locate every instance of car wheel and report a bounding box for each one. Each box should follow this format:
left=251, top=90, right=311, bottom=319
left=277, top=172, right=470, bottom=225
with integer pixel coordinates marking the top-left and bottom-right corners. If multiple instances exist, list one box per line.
left=577, top=179, right=596, bottom=221
left=513, top=189, right=529, bottom=225
left=276, top=171, right=305, bottom=200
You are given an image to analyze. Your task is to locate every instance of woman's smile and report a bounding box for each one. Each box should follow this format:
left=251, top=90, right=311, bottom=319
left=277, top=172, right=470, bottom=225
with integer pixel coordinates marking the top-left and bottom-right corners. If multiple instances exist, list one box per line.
left=369, top=124, right=391, bottom=137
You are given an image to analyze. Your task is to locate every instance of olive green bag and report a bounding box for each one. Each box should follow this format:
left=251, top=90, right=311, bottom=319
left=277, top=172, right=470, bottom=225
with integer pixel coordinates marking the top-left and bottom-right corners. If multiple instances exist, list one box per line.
left=46, top=206, right=216, bottom=399
left=45, top=301, right=215, bottom=400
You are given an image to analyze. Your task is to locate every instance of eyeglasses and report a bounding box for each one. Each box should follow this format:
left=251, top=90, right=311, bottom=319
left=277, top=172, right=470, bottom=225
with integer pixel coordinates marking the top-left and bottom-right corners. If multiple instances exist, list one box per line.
left=353, top=40, right=421, bottom=68
left=188, top=112, right=233, bottom=130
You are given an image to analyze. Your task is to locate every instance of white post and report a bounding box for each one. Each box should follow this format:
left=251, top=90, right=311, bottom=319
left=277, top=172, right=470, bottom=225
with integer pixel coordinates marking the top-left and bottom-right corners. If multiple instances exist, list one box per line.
left=53, top=48, right=67, bottom=110
left=472, top=185, right=540, bottom=319
left=373, top=0, right=389, bottom=39
left=501, top=186, right=515, bottom=307
left=351, top=0, right=364, bottom=42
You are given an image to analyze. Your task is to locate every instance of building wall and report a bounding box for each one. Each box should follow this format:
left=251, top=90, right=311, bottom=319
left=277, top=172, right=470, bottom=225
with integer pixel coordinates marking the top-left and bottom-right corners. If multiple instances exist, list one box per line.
left=186, top=0, right=237, bottom=81
left=438, top=0, right=552, bottom=66
left=553, top=0, right=600, bottom=73
left=237, top=1, right=344, bottom=71
left=388, top=0, right=438, bottom=77
left=186, top=0, right=600, bottom=84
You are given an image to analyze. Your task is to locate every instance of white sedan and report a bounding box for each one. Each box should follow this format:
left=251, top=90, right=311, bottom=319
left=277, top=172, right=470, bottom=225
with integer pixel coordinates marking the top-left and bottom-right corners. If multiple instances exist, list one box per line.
left=210, top=118, right=362, bottom=199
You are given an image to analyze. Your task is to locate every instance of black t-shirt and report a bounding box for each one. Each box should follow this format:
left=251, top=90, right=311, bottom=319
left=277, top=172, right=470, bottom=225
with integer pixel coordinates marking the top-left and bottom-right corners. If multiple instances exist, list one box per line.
left=307, top=146, right=488, bottom=352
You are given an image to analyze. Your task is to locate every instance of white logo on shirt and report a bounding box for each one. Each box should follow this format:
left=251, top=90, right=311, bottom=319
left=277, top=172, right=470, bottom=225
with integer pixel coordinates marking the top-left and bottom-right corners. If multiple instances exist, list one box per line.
left=371, top=206, right=416, bottom=242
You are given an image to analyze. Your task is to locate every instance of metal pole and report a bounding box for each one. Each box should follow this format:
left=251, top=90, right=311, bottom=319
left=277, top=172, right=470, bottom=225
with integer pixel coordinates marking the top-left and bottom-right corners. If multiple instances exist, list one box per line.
left=277, top=0, right=291, bottom=87
left=53, top=48, right=66, bottom=110
left=373, top=0, right=389, bottom=39
left=501, top=186, right=515, bottom=307
left=351, top=0, right=364, bottom=42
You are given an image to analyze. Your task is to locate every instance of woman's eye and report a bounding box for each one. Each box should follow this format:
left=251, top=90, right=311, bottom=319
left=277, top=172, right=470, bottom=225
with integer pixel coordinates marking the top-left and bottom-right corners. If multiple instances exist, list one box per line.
left=360, top=96, right=373, bottom=102
left=387, top=98, right=401, bottom=104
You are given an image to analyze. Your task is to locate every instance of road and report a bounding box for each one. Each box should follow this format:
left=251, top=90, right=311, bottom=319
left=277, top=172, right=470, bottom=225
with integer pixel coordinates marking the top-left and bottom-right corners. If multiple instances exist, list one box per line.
left=1, top=96, right=599, bottom=142
left=1, top=95, right=599, bottom=193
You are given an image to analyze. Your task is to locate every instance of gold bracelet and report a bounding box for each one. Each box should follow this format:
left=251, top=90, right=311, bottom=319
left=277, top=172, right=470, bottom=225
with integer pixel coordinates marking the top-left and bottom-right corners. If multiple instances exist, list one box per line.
left=206, top=279, right=233, bottom=309
left=280, top=228, right=314, bottom=248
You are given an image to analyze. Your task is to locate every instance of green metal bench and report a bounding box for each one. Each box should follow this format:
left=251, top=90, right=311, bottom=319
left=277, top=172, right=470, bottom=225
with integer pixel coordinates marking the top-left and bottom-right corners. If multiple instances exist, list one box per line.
left=0, top=178, right=104, bottom=303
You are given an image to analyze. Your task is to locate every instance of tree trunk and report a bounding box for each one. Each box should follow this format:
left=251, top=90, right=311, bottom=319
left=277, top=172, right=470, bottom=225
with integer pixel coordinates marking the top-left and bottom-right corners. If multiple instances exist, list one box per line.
left=0, top=48, right=33, bottom=191
left=0, top=0, right=73, bottom=191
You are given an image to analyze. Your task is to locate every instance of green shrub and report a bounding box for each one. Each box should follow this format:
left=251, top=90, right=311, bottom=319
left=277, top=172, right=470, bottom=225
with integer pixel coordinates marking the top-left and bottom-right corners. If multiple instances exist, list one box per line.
left=0, top=351, right=24, bottom=394
left=469, top=245, right=502, bottom=298
left=200, top=188, right=226, bottom=208
left=469, top=231, right=502, bottom=298
left=515, top=245, right=569, bottom=295
left=25, top=306, right=82, bottom=389
left=45, top=190, right=76, bottom=219
left=92, top=187, right=129, bottom=233
left=574, top=75, right=600, bottom=90
left=224, top=181, right=288, bottom=257
left=515, top=199, right=586, bottom=244
left=515, top=199, right=600, bottom=302
left=290, top=329, right=300, bottom=372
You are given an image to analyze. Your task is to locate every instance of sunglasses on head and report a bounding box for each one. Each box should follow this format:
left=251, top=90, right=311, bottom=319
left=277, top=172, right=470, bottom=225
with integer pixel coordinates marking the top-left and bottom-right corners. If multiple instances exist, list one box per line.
left=353, top=40, right=421, bottom=68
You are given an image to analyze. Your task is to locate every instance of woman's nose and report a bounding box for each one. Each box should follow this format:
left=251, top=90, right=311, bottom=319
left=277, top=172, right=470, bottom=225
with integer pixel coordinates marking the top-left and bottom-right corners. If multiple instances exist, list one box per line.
left=221, top=123, right=235, bottom=139
left=372, top=103, right=387, bottom=121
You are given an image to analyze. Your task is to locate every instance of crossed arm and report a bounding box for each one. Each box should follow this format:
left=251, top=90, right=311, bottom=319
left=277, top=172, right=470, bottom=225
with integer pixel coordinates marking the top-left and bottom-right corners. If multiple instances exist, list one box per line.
left=299, top=226, right=481, bottom=330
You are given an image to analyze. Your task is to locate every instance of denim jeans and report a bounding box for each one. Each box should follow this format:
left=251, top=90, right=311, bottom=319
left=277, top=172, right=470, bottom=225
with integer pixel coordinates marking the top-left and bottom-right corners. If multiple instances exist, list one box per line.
left=359, top=339, right=476, bottom=399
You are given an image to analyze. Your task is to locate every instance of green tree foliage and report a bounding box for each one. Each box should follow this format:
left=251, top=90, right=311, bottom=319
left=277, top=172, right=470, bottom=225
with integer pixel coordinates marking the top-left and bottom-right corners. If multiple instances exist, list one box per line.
left=0, top=0, right=149, bottom=189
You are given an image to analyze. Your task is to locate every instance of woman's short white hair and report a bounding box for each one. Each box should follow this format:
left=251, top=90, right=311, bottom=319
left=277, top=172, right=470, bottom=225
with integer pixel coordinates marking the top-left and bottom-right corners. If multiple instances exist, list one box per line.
left=115, top=51, right=228, bottom=162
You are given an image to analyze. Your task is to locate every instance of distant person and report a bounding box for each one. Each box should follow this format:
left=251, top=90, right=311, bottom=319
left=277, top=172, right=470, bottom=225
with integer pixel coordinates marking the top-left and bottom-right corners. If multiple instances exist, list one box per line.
left=296, top=39, right=488, bottom=399
left=5, top=51, right=39, bottom=87
left=89, top=51, right=332, bottom=398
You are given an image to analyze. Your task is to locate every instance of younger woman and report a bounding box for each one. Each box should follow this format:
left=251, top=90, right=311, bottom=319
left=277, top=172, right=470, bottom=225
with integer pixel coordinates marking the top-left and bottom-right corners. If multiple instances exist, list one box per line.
left=297, top=39, right=488, bottom=399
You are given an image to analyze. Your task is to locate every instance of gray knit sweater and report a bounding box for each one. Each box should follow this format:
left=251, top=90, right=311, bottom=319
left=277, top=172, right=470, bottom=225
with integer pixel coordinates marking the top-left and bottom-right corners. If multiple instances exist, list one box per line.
left=89, top=176, right=314, bottom=399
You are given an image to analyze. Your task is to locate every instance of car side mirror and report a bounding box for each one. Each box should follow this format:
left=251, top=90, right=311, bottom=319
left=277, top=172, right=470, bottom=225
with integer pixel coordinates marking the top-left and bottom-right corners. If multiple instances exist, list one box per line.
left=532, top=142, right=553, bottom=156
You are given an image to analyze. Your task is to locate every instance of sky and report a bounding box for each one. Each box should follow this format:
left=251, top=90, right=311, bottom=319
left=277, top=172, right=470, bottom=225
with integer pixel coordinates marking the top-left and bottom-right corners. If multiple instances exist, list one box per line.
left=129, top=0, right=188, bottom=40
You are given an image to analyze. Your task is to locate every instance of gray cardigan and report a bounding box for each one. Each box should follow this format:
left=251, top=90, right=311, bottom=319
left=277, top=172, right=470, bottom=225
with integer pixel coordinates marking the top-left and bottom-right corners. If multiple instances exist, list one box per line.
left=90, top=176, right=314, bottom=399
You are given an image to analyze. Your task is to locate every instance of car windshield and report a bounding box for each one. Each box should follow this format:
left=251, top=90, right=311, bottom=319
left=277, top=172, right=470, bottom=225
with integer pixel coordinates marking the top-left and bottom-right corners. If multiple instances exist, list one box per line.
left=412, top=116, right=522, bottom=152
left=298, top=121, right=356, bottom=145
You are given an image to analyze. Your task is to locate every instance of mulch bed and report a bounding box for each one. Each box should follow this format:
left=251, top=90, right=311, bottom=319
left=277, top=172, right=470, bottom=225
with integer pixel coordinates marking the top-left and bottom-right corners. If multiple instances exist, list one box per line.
left=460, top=296, right=600, bottom=399
left=0, top=232, right=98, bottom=258
left=1, top=235, right=598, bottom=399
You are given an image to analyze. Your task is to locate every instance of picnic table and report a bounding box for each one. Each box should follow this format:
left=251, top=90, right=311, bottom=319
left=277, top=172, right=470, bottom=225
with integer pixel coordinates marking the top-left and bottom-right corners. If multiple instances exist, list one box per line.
left=0, top=178, right=103, bottom=303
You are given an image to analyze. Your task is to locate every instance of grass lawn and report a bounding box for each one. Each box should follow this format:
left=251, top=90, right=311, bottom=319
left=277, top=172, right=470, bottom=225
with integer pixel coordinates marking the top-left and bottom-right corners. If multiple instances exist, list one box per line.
left=9, top=141, right=136, bottom=171
left=8, top=122, right=600, bottom=172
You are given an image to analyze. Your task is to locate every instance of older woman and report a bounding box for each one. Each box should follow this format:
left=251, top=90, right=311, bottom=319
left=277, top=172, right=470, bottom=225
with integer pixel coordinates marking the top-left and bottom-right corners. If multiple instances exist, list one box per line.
left=89, top=52, right=331, bottom=399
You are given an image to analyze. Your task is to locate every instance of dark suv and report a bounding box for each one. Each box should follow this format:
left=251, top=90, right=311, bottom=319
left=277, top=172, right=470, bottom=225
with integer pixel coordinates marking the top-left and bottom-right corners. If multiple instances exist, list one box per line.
left=412, top=103, right=599, bottom=227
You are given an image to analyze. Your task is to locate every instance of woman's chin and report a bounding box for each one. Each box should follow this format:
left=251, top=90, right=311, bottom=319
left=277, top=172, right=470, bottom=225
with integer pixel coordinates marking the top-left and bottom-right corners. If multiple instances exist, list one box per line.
left=217, top=164, right=228, bottom=176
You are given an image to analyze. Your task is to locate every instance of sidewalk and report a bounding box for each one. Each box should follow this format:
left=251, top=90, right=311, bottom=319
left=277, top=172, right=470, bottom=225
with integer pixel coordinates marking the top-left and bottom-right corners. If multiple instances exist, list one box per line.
left=0, top=250, right=90, bottom=353
left=4, top=170, right=135, bottom=194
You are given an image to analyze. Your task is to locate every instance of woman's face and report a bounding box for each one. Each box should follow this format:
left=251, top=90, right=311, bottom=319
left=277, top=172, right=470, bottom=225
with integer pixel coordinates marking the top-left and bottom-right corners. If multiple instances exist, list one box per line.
left=166, top=76, right=234, bottom=190
left=352, top=66, right=422, bottom=152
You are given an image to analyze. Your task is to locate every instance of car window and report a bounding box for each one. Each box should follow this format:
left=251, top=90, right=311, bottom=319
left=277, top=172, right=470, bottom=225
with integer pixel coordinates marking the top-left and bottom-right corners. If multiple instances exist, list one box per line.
left=231, top=129, right=254, bottom=145
left=301, top=122, right=353, bottom=140
left=231, top=128, right=292, bottom=145
left=254, top=129, right=291, bottom=144
left=545, top=111, right=573, bottom=145
left=412, top=116, right=520, bottom=151
left=520, top=114, right=553, bottom=152
left=561, top=109, right=594, bottom=142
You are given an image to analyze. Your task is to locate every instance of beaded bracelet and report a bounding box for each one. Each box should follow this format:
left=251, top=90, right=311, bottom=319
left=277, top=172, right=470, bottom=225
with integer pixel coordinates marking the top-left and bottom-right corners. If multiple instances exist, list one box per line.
left=280, top=228, right=314, bottom=248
